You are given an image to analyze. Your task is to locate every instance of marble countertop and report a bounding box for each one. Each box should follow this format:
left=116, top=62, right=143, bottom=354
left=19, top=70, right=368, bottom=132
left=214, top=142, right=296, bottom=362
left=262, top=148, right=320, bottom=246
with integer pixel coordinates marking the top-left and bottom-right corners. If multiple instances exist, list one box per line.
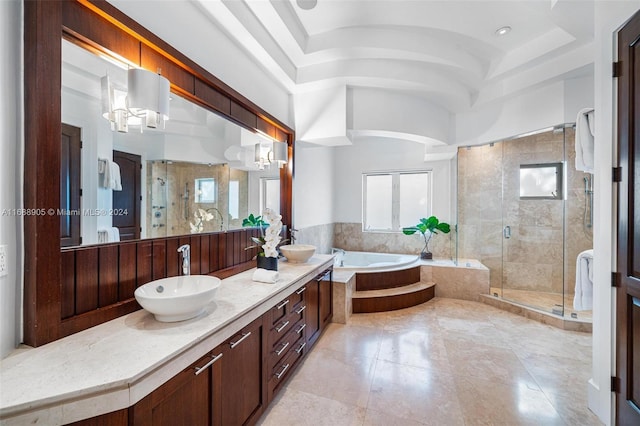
left=0, top=255, right=333, bottom=424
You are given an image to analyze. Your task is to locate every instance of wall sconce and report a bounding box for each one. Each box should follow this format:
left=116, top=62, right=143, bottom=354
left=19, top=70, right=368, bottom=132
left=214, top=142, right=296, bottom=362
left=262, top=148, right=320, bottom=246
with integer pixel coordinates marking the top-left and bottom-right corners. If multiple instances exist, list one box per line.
left=254, top=141, right=288, bottom=170
left=101, top=68, right=170, bottom=133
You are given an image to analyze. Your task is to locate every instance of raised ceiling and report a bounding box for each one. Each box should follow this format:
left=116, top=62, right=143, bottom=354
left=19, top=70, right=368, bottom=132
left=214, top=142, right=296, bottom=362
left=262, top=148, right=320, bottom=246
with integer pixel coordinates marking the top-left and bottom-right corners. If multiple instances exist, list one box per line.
left=110, top=0, right=596, bottom=147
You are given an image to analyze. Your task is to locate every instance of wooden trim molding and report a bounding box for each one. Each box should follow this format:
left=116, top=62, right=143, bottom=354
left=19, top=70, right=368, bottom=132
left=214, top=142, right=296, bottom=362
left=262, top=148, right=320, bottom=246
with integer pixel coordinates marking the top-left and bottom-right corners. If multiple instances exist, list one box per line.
left=24, top=0, right=294, bottom=346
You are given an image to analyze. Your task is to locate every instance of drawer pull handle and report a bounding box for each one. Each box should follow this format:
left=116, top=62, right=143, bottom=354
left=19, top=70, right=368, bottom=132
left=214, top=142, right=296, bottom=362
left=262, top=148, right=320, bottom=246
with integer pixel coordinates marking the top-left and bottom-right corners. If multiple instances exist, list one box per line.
left=295, top=342, right=306, bottom=354
left=295, top=323, right=306, bottom=334
left=276, top=299, right=290, bottom=310
left=275, top=363, right=290, bottom=379
left=295, top=305, right=306, bottom=315
left=194, top=353, right=223, bottom=376
left=275, top=320, right=290, bottom=333
left=296, top=286, right=306, bottom=295
left=275, top=341, right=289, bottom=356
left=229, top=332, right=252, bottom=349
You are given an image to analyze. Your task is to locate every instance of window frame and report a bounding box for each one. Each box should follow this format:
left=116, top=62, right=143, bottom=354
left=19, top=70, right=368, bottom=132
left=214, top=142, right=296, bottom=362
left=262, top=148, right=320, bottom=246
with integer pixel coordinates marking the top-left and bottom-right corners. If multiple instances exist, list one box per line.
left=260, top=177, right=280, bottom=215
left=362, top=169, right=433, bottom=233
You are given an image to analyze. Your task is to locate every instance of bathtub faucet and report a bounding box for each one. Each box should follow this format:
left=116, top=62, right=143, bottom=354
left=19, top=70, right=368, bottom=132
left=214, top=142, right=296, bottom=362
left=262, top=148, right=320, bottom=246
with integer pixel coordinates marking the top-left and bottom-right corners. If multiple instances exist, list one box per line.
left=331, top=248, right=345, bottom=267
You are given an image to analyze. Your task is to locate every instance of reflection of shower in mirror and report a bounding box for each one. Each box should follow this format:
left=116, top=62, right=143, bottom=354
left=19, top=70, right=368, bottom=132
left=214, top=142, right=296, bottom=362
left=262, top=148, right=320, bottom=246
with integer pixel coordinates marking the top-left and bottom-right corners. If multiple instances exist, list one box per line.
left=183, top=183, right=190, bottom=220
left=583, top=174, right=593, bottom=233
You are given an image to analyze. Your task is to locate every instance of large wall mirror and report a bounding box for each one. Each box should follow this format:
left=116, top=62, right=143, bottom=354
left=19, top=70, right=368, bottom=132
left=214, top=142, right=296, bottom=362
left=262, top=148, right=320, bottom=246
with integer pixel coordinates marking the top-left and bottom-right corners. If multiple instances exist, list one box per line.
left=62, top=40, right=281, bottom=247
left=24, top=0, right=294, bottom=347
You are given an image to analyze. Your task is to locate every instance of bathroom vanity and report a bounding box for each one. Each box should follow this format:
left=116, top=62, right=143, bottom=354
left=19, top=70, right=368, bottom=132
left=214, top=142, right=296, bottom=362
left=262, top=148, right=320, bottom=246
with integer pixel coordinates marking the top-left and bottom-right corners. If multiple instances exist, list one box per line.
left=0, top=256, right=334, bottom=425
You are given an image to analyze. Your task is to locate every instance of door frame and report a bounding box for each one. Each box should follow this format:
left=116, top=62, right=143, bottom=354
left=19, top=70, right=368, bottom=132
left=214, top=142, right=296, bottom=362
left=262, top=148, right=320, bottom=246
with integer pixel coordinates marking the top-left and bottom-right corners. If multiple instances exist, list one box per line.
left=615, top=8, right=640, bottom=426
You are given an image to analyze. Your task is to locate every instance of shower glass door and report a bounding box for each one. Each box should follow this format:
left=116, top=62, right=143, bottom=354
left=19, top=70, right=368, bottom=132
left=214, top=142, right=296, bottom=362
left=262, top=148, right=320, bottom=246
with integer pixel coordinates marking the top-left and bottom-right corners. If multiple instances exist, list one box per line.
left=500, top=130, right=566, bottom=315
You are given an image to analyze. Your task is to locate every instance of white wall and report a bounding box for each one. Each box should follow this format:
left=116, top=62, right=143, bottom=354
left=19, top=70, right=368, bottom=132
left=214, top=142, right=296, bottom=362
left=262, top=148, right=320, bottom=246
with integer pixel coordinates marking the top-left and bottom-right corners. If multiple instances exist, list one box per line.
left=293, top=144, right=335, bottom=229
left=455, top=82, right=566, bottom=145
left=564, top=73, right=595, bottom=123
left=0, top=0, right=22, bottom=358
left=62, top=89, right=110, bottom=245
left=350, top=87, right=453, bottom=144
left=108, top=0, right=293, bottom=127
left=332, top=137, right=453, bottom=225
left=590, top=3, right=640, bottom=425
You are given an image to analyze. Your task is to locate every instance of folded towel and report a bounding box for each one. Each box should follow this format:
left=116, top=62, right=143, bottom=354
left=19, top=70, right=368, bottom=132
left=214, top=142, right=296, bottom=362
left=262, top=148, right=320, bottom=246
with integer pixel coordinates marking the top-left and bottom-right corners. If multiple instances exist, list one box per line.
left=575, top=108, right=595, bottom=173
left=573, top=249, right=594, bottom=311
left=252, top=268, right=279, bottom=284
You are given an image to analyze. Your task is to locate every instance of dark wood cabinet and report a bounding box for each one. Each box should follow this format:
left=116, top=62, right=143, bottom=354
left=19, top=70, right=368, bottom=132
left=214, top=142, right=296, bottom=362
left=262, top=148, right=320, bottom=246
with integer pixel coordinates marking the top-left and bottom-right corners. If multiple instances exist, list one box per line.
left=66, top=266, right=332, bottom=426
left=130, top=349, right=222, bottom=426
left=219, top=317, right=266, bottom=426
left=265, top=285, right=308, bottom=402
left=305, top=268, right=333, bottom=348
left=319, top=269, right=333, bottom=329
left=65, top=409, right=128, bottom=426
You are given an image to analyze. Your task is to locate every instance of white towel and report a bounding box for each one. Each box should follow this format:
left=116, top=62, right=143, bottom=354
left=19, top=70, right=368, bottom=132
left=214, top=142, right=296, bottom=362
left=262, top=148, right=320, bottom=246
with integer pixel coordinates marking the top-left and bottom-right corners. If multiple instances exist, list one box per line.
left=98, top=159, right=110, bottom=189
left=110, top=162, right=122, bottom=191
left=98, top=227, right=121, bottom=243
left=575, top=108, right=595, bottom=173
left=98, top=159, right=123, bottom=191
left=252, top=268, right=279, bottom=284
left=573, top=249, right=594, bottom=311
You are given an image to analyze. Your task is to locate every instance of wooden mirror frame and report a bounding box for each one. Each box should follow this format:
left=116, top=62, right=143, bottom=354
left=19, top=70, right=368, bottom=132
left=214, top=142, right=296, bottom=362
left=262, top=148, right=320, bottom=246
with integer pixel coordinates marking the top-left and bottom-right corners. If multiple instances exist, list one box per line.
left=24, top=0, right=294, bottom=347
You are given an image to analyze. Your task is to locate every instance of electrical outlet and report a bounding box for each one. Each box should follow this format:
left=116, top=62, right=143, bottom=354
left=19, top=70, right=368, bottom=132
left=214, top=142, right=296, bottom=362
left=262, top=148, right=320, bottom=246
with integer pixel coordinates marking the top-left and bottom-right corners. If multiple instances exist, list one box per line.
left=0, top=245, right=7, bottom=277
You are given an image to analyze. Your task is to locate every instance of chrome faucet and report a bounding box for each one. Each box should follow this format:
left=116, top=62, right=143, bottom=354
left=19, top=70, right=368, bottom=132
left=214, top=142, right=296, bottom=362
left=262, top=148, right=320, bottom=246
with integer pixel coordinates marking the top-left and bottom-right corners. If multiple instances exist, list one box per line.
left=177, top=244, right=190, bottom=276
left=290, top=228, right=299, bottom=244
left=331, top=248, right=345, bottom=267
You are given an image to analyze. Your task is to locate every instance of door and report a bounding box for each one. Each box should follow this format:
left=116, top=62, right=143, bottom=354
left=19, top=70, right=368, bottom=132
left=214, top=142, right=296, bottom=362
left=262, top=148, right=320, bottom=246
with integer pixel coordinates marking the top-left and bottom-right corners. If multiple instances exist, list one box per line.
left=112, top=150, right=141, bottom=241
left=501, top=134, right=566, bottom=315
left=130, top=350, right=220, bottom=426
left=305, top=275, right=321, bottom=347
left=319, top=269, right=333, bottom=328
left=60, top=123, right=81, bottom=247
left=616, top=9, right=640, bottom=425
left=220, top=317, right=265, bottom=425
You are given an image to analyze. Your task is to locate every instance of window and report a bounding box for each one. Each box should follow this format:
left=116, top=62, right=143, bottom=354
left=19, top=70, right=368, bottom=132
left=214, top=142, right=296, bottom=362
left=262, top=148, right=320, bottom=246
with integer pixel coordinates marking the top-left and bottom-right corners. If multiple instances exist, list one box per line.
left=228, top=180, right=239, bottom=219
left=260, top=178, right=280, bottom=214
left=195, top=178, right=216, bottom=203
left=519, top=163, right=563, bottom=200
left=363, top=171, right=432, bottom=232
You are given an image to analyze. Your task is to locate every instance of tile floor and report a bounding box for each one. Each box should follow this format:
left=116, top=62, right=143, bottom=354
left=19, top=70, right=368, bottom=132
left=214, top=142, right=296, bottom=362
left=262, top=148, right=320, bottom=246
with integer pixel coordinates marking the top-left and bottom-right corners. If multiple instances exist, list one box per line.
left=257, top=298, right=601, bottom=426
left=490, top=287, right=593, bottom=322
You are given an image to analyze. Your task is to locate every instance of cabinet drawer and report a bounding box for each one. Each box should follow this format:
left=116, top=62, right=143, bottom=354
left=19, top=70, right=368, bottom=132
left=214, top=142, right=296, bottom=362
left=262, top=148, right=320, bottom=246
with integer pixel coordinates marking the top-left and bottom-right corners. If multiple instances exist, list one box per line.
left=267, top=334, right=305, bottom=400
left=266, top=295, right=292, bottom=327
left=268, top=318, right=305, bottom=368
left=268, top=304, right=305, bottom=346
left=289, top=284, right=307, bottom=309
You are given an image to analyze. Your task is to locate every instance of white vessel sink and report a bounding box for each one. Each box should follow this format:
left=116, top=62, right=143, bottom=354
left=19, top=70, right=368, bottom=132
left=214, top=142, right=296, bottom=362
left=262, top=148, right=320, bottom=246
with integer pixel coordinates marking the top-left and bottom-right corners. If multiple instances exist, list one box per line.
left=134, top=275, right=221, bottom=322
left=279, top=244, right=316, bottom=263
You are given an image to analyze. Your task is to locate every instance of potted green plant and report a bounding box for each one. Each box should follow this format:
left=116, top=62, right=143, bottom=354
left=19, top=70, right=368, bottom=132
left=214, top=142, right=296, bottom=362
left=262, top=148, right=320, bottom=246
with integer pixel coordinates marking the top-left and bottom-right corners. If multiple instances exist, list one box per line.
left=402, top=216, right=451, bottom=260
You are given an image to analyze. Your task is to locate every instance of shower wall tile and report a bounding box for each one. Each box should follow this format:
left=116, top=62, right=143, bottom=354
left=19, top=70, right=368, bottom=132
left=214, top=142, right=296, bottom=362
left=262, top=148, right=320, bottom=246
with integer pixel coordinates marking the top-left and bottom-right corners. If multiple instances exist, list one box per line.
left=503, top=262, right=553, bottom=292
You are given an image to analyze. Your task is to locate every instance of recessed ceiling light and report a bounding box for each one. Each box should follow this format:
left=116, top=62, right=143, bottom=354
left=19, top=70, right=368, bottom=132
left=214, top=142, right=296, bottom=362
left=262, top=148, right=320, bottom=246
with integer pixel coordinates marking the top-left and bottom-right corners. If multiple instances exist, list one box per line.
left=297, top=0, right=317, bottom=10
left=495, top=26, right=512, bottom=36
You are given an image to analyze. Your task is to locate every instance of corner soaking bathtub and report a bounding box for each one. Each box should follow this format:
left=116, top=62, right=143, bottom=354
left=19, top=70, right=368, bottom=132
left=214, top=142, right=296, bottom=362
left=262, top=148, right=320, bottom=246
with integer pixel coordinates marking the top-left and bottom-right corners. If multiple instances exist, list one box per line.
left=334, top=251, right=418, bottom=271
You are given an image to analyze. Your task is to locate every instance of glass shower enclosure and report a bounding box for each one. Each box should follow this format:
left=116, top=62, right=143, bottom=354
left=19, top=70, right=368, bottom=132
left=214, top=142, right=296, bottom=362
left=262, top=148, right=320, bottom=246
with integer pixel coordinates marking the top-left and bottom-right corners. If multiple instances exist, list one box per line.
left=456, top=125, right=593, bottom=320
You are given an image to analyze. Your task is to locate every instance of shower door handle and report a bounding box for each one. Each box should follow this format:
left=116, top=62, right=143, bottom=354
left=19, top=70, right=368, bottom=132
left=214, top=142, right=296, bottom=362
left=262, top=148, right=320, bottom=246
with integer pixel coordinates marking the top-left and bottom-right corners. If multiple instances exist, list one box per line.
left=503, top=226, right=511, bottom=239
